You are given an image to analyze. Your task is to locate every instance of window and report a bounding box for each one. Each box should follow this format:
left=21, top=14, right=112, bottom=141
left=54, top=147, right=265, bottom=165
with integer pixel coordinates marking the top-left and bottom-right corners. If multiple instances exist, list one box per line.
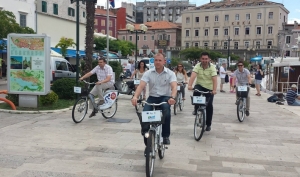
left=255, top=41, right=261, bottom=49
left=215, top=15, right=219, bottom=22
left=284, top=15, right=286, bottom=22
left=213, top=42, right=217, bottom=49
left=83, top=11, right=85, bottom=18
left=214, top=29, right=218, bottom=36
left=235, top=14, right=239, bottom=20
left=101, top=20, right=105, bottom=26
left=224, top=28, right=228, bottom=36
left=152, top=36, right=154, bottom=40
left=256, top=27, right=261, bottom=34
left=185, top=43, right=189, bottom=48
left=268, top=26, right=273, bottom=34
left=257, top=13, right=262, bottom=19
left=122, top=36, right=125, bottom=40
left=55, top=61, right=68, bottom=71
left=195, top=17, right=199, bottom=22
left=129, top=36, right=132, bottom=41
left=204, top=42, right=208, bottom=47
left=267, top=41, right=272, bottom=48
left=68, top=8, right=75, bottom=17
left=185, top=30, right=190, bottom=37
left=233, top=42, right=238, bottom=49
left=186, top=17, right=190, bottom=23
left=195, top=30, right=199, bottom=37
left=167, top=35, right=170, bottom=40
left=42, top=1, right=47, bottom=13
left=144, top=36, right=147, bottom=40
left=269, top=12, right=273, bottom=19
left=20, top=14, right=26, bottom=27
left=245, top=27, right=250, bottom=35
left=195, top=42, right=199, bottom=47
left=109, top=20, right=112, bottom=27
left=246, top=14, right=250, bottom=20
left=94, top=19, right=98, bottom=25
left=109, top=31, right=112, bottom=36
left=223, top=41, right=228, bottom=49
left=234, top=28, right=239, bottom=35
left=137, top=36, right=140, bottom=40
left=286, top=50, right=290, bottom=56
left=286, top=36, right=291, bottom=43
left=53, top=3, right=58, bottom=15
left=204, top=29, right=208, bottom=36
left=205, top=16, right=209, bottom=22
left=244, top=41, right=250, bottom=48
left=225, top=15, right=229, bottom=21
left=101, top=30, right=105, bottom=34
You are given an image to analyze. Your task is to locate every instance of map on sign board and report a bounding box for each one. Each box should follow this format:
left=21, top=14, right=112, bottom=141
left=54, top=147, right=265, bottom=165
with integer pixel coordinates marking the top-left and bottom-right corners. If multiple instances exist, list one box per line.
left=7, top=34, right=50, bottom=95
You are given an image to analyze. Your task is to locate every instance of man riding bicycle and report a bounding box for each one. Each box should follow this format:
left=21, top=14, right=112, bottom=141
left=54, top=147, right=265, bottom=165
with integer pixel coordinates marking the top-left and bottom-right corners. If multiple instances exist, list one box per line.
left=79, top=58, right=115, bottom=118
left=232, top=60, right=252, bottom=116
left=188, top=52, right=217, bottom=131
left=131, top=53, right=177, bottom=154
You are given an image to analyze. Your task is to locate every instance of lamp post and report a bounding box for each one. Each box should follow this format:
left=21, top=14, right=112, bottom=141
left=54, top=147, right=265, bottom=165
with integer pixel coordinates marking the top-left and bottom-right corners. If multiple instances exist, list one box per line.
left=226, top=37, right=232, bottom=68
left=247, top=47, right=255, bottom=61
left=126, top=24, right=148, bottom=75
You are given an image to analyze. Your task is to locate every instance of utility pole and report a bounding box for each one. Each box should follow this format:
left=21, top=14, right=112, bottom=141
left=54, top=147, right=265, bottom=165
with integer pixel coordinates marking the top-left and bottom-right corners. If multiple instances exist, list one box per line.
left=227, top=36, right=232, bottom=68
left=75, top=0, right=80, bottom=86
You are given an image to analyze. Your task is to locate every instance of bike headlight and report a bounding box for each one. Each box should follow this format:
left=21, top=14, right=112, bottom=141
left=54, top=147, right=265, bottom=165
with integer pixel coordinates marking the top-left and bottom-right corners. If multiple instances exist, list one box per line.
left=144, top=132, right=149, bottom=138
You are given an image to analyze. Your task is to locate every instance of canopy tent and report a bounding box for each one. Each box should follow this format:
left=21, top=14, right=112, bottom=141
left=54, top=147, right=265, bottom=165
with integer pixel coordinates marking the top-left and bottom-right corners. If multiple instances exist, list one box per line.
left=50, top=49, right=63, bottom=57
left=250, top=55, right=263, bottom=62
left=0, top=39, right=7, bottom=54
left=100, top=50, right=119, bottom=58
left=51, top=48, right=97, bottom=58
left=94, top=32, right=117, bottom=40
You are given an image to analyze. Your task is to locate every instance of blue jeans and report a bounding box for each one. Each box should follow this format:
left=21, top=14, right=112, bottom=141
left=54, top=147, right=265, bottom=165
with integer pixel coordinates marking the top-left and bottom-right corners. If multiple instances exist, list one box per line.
left=140, top=96, right=171, bottom=144
left=291, top=100, right=300, bottom=106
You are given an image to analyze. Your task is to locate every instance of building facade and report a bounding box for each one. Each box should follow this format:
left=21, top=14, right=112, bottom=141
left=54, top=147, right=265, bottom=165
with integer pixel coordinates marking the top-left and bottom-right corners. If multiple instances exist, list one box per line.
left=121, top=2, right=136, bottom=23
left=118, top=21, right=181, bottom=56
left=36, top=0, right=86, bottom=50
left=136, top=0, right=196, bottom=24
left=181, top=0, right=289, bottom=59
left=278, top=21, right=300, bottom=57
left=94, top=6, right=117, bottom=37
left=0, top=0, right=36, bottom=31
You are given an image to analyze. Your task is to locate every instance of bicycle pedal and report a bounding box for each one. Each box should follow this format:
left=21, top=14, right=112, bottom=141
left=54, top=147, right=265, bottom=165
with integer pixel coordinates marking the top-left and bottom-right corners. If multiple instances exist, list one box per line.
left=165, top=147, right=168, bottom=149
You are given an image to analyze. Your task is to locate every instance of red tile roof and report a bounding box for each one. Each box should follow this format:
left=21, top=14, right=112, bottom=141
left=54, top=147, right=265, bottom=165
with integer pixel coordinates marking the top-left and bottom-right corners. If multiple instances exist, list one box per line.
left=119, top=21, right=181, bottom=31
left=95, top=8, right=115, bottom=16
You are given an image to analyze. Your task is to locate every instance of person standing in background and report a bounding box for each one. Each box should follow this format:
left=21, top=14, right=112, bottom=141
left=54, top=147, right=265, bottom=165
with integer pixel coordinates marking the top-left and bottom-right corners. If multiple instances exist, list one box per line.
left=219, top=63, right=227, bottom=92
left=254, top=64, right=263, bottom=96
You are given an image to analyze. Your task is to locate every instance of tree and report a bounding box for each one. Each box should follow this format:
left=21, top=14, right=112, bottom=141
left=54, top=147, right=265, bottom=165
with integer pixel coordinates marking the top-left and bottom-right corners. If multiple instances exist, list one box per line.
left=180, top=47, right=226, bottom=62
left=55, top=37, right=76, bottom=57
left=0, top=10, right=35, bottom=39
left=84, top=0, right=97, bottom=75
left=94, top=37, right=136, bottom=56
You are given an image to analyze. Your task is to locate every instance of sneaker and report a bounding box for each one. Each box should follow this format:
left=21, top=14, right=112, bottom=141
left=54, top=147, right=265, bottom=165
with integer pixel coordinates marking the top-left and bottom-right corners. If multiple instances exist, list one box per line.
left=192, top=110, right=196, bottom=115
left=89, top=109, right=98, bottom=118
left=246, top=111, right=250, bottom=116
left=163, top=137, right=170, bottom=145
left=205, top=126, right=211, bottom=131
left=144, top=147, right=147, bottom=157
left=220, top=90, right=225, bottom=92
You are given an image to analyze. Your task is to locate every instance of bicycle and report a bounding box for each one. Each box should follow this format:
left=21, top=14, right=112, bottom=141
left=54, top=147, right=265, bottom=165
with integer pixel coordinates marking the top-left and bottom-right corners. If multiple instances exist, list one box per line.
left=174, top=82, right=185, bottom=115
left=132, top=79, right=145, bottom=112
left=236, top=85, right=249, bottom=122
left=72, top=80, right=118, bottom=123
left=191, top=89, right=211, bottom=141
left=137, top=101, right=168, bottom=177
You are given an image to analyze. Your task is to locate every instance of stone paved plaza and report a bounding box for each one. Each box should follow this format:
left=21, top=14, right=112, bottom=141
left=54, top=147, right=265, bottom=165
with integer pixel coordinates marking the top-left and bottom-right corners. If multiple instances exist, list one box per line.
left=1, top=86, right=300, bottom=177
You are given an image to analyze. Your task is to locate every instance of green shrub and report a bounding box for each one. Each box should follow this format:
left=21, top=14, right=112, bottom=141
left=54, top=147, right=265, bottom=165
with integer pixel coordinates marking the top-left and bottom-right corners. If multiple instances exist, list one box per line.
left=51, top=78, right=78, bottom=99
left=5, top=94, right=19, bottom=106
left=40, top=91, right=58, bottom=105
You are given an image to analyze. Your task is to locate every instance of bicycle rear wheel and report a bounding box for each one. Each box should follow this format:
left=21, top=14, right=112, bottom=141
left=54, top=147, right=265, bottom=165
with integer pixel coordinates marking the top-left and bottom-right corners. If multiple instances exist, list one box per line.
left=102, top=101, right=117, bottom=119
left=194, top=109, right=206, bottom=141
left=146, top=131, right=155, bottom=177
left=178, top=93, right=183, bottom=111
left=72, top=98, right=88, bottom=123
left=237, top=98, right=245, bottom=122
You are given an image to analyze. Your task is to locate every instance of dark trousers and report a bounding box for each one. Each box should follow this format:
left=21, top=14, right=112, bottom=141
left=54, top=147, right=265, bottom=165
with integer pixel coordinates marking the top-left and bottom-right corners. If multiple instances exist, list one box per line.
left=140, top=96, right=171, bottom=146
left=193, top=85, right=214, bottom=127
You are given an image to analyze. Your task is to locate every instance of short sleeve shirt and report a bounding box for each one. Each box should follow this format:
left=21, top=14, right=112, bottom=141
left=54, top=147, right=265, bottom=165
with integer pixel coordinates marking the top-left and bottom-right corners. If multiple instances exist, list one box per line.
left=90, top=64, right=115, bottom=84
left=141, top=67, right=177, bottom=97
left=233, top=68, right=250, bottom=86
left=219, top=66, right=226, bottom=78
left=286, top=89, right=298, bottom=105
left=193, top=63, right=217, bottom=90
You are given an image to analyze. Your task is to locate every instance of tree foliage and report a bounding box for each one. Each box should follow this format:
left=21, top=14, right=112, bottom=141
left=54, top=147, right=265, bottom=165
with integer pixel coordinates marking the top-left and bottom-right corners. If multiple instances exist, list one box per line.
left=0, top=10, right=35, bottom=39
left=55, top=37, right=76, bottom=57
left=94, top=37, right=136, bottom=56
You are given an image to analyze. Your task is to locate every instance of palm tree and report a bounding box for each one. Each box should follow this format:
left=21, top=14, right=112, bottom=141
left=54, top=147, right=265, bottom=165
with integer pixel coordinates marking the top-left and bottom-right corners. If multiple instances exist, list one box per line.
left=84, top=0, right=97, bottom=75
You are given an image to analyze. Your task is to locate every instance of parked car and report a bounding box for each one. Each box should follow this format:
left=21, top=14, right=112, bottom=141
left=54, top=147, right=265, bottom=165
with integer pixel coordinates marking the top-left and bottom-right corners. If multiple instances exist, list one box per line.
left=50, top=57, right=77, bottom=83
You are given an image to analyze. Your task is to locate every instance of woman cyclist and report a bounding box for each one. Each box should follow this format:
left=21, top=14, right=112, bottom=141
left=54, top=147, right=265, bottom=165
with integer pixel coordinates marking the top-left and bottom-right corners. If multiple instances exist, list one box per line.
left=174, top=63, right=188, bottom=100
left=130, top=61, right=148, bottom=100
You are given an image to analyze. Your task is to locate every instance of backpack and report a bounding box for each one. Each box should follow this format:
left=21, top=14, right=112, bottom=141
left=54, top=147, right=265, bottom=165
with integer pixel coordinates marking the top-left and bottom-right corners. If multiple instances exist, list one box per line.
left=267, top=95, right=278, bottom=102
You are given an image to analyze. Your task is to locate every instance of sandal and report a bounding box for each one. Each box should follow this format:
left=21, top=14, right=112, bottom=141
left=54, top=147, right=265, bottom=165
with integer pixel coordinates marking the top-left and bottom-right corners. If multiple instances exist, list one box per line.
left=182, top=98, right=186, bottom=100
left=256, top=93, right=261, bottom=96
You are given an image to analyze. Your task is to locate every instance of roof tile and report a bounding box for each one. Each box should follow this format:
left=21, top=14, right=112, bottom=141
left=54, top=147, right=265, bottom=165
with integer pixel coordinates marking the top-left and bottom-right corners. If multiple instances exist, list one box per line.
left=119, top=21, right=181, bottom=31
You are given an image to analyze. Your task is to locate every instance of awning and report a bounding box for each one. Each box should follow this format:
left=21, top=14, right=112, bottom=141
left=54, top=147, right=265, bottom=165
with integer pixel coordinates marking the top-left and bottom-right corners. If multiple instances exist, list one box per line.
left=51, top=48, right=97, bottom=58
left=100, top=50, right=120, bottom=58
left=0, top=39, right=7, bottom=54
left=250, top=56, right=263, bottom=62
left=94, top=32, right=117, bottom=40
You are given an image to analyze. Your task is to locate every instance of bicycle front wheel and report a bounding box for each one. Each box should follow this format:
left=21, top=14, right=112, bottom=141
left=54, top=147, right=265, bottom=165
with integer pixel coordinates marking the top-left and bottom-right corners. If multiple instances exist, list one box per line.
left=158, top=144, right=165, bottom=159
left=237, top=98, right=245, bottom=122
left=102, top=101, right=117, bottom=119
left=134, top=95, right=143, bottom=112
left=194, top=109, right=206, bottom=141
left=178, top=93, right=183, bottom=111
left=146, top=131, right=155, bottom=177
left=72, top=97, right=88, bottom=123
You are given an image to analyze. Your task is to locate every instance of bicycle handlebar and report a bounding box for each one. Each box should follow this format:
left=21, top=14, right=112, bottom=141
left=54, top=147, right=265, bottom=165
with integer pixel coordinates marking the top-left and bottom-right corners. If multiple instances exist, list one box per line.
left=142, top=101, right=168, bottom=106
left=193, top=89, right=210, bottom=94
left=80, top=80, right=95, bottom=85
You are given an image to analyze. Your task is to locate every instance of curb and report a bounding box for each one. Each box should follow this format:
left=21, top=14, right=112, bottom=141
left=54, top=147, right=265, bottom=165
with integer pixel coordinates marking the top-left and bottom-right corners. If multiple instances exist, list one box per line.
left=0, top=107, right=72, bottom=114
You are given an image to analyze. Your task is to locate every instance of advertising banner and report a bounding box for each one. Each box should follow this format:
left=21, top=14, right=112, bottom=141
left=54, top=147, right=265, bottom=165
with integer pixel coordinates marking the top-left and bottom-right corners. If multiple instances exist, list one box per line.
left=7, top=34, right=50, bottom=95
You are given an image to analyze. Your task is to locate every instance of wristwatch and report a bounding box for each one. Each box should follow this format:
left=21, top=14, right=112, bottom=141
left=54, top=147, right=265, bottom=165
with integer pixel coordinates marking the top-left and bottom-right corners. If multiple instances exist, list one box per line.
left=170, top=96, right=176, bottom=100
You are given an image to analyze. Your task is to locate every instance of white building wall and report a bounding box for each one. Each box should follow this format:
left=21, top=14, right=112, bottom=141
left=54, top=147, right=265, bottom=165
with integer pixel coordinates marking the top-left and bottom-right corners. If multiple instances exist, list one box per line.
left=0, top=0, right=37, bottom=31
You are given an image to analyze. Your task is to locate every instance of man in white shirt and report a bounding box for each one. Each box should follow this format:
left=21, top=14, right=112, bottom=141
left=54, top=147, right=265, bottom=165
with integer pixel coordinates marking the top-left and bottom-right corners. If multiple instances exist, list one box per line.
left=219, top=63, right=227, bottom=92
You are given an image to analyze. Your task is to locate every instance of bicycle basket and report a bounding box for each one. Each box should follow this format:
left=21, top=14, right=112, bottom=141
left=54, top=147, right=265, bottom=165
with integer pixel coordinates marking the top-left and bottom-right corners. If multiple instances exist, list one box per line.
left=80, top=87, right=90, bottom=97
left=237, top=87, right=249, bottom=98
left=190, top=96, right=207, bottom=105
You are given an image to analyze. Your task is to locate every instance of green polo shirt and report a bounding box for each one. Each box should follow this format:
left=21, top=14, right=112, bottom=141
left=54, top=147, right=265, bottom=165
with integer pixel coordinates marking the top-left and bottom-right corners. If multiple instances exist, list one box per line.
left=193, top=63, right=217, bottom=90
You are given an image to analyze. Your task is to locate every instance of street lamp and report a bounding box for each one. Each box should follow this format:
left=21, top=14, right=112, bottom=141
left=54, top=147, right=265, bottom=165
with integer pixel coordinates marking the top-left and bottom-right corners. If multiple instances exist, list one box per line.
left=126, top=24, right=148, bottom=72
left=247, top=47, right=255, bottom=60
left=226, top=37, right=232, bottom=68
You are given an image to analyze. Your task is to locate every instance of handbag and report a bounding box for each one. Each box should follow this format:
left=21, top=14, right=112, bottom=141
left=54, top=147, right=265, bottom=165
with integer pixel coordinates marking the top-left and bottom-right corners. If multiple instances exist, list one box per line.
left=225, top=74, right=229, bottom=83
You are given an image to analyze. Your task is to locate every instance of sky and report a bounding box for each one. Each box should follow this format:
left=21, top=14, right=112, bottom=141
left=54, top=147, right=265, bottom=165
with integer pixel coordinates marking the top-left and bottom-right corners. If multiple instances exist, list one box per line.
left=97, top=0, right=299, bottom=24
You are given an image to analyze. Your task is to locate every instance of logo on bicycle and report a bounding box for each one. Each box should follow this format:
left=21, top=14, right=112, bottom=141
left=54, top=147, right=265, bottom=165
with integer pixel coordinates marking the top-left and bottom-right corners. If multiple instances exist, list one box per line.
left=148, top=116, right=156, bottom=120
left=111, top=92, right=116, bottom=100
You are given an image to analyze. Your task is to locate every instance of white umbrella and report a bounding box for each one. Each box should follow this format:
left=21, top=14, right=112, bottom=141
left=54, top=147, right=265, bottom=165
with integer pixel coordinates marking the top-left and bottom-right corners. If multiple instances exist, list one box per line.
left=50, top=49, right=63, bottom=57
left=94, top=32, right=117, bottom=40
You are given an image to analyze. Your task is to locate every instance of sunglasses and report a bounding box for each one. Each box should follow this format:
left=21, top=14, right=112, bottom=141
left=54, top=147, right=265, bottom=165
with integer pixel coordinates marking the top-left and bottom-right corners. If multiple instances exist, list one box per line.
left=238, top=65, right=244, bottom=67
left=178, top=66, right=183, bottom=67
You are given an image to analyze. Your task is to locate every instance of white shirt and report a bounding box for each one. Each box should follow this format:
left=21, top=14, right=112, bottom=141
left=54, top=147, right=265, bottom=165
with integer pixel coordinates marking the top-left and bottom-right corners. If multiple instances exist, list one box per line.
left=219, top=66, right=226, bottom=78
left=126, top=63, right=131, bottom=70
